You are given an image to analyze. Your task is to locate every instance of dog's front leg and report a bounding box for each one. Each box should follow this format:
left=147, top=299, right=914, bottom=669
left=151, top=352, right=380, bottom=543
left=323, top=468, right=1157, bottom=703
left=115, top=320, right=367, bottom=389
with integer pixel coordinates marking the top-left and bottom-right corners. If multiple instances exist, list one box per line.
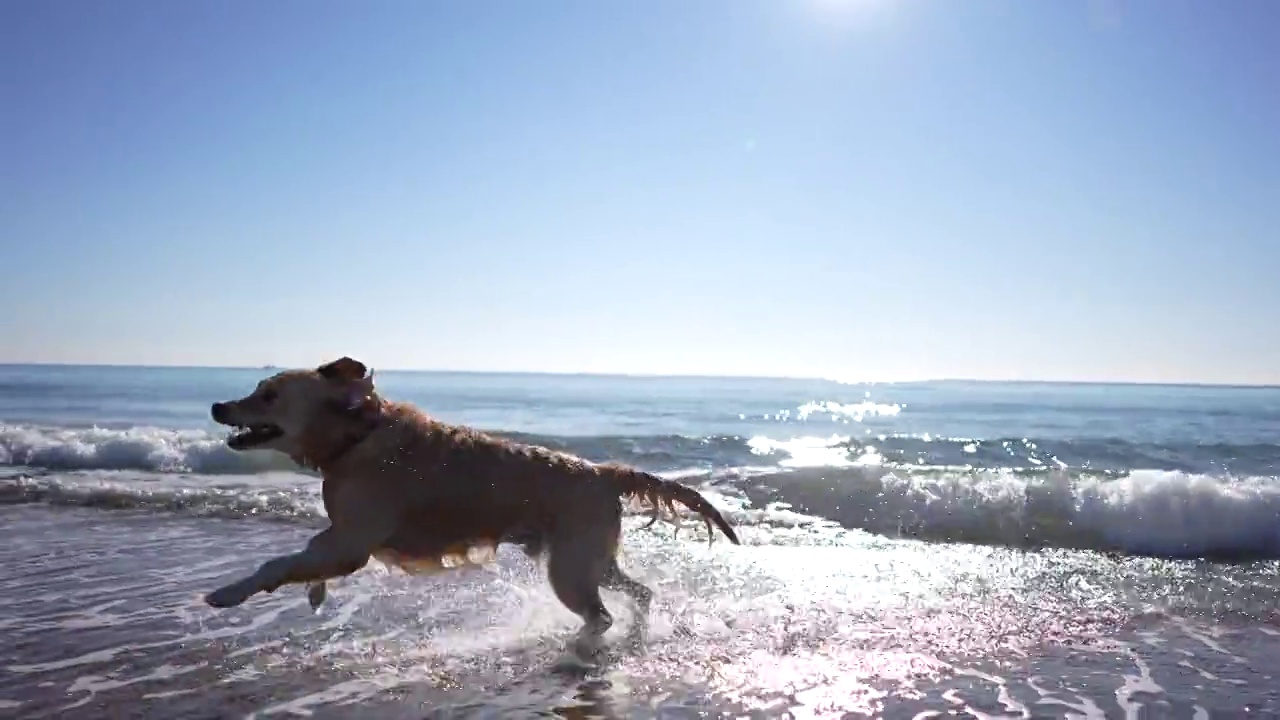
left=205, top=528, right=369, bottom=608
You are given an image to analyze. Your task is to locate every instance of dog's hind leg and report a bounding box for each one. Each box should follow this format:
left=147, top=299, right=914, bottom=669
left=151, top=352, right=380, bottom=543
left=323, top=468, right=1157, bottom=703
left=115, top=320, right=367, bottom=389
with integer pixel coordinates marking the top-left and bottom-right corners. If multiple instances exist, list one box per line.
left=601, top=558, right=652, bottom=616
left=546, top=534, right=614, bottom=657
left=601, top=557, right=652, bottom=648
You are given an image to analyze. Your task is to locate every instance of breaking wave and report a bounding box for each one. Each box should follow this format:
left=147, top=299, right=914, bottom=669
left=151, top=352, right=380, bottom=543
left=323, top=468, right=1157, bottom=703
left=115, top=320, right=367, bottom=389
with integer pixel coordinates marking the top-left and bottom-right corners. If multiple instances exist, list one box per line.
left=4, top=463, right=1279, bottom=561
left=0, top=423, right=769, bottom=475
left=739, top=466, right=1280, bottom=561
left=4, top=422, right=1280, bottom=476
left=0, top=424, right=299, bottom=474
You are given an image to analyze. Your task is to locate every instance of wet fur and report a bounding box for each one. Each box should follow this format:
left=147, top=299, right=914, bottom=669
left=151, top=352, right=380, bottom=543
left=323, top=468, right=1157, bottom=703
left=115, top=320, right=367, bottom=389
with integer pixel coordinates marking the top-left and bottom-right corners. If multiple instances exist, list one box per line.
left=204, top=358, right=741, bottom=653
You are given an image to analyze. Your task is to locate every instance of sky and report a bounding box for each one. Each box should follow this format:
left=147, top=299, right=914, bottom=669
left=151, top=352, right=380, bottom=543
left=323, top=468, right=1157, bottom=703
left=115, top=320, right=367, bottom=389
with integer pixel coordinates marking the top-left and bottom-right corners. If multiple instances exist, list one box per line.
left=1, top=0, right=1278, bottom=384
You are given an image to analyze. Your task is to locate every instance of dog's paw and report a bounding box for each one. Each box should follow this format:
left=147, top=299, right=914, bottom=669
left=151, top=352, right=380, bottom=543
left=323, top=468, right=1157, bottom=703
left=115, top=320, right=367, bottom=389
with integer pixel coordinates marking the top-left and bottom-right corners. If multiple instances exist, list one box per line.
left=570, top=633, right=607, bottom=662
left=306, top=582, right=327, bottom=611
left=204, top=579, right=257, bottom=609
left=550, top=651, right=594, bottom=675
left=624, top=624, right=649, bottom=655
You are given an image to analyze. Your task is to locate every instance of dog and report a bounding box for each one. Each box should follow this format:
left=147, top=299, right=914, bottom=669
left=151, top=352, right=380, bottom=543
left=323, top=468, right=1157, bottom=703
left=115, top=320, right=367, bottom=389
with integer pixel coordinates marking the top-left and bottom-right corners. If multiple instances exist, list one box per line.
left=204, top=357, right=741, bottom=654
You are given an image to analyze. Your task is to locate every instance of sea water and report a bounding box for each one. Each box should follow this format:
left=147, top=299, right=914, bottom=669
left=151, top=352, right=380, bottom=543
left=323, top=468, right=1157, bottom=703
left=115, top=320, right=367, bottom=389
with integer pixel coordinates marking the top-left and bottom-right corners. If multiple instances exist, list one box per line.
left=1, top=364, right=1278, bottom=717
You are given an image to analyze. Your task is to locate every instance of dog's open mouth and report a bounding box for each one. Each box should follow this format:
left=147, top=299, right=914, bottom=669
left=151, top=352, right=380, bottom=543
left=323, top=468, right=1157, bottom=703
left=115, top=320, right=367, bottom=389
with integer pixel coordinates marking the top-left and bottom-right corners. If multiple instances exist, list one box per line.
left=226, top=424, right=284, bottom=450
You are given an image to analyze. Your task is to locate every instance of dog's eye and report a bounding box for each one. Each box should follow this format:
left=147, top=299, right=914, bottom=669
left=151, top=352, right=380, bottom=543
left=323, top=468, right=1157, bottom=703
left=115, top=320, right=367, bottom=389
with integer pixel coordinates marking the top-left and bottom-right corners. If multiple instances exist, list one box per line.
left=261, top=389, right=278, bottom=404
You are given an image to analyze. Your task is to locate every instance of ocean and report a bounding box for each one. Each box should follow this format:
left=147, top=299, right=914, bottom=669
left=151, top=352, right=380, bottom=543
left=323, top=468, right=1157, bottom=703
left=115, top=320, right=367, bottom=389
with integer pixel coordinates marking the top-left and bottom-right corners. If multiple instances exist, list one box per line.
left=1, top=364, right=1278, bottom=718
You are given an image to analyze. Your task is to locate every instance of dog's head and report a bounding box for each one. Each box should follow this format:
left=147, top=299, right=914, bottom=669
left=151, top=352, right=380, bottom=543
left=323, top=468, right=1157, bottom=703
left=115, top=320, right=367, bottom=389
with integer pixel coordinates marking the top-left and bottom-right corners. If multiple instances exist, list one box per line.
left=210, top=357, right=377, bottom=457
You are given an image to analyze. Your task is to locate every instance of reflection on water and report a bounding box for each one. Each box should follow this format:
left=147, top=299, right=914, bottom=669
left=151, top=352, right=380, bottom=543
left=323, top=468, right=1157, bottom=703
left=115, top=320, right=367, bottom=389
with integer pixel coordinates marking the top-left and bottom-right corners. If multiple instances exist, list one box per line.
left=1, top=506, right=1278, bottom=718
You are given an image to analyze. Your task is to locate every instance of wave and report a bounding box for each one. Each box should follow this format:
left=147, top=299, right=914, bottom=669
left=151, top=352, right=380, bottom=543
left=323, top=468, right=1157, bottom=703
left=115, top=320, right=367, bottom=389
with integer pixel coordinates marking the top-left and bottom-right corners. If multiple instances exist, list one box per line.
left=0, top=424, right=302, bottom=474
left=0, top=423, right=777, bottom=475
left=4, top=463, right=1280, bottom=562
left=743, top=466, right=1280, bottom=561
left=838, top=434, right=1280, bottom=477
left=0, top=471, right=798, bottom=541
left=5, top=423, right=1280, bottom=561
left=0, top=471, right=329, bottom=526
left=4, top=422, right=1280, bottom=477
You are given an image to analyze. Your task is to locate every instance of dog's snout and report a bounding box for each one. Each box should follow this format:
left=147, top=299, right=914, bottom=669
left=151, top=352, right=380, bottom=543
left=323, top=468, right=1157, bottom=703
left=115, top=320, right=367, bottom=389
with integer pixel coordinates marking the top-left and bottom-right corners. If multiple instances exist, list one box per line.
left=211, top=402, right=230, bottom=422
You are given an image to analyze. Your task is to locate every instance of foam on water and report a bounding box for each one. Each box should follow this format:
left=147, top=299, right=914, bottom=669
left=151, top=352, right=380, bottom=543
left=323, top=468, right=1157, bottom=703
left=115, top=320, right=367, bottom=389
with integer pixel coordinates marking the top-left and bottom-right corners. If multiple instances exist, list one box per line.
left=6, top=460, right=1280, bottom=560
left=0, top=423, right=299, bottom=474
left=9, top=419, right=1280, bottom=477
left=743, top=465, right=1280, bottom=559
left=2, top=505, right=1278, bottom=718
left=0, top=470, right=330, bottom=525
left=0, top=422, right=828, bottom=475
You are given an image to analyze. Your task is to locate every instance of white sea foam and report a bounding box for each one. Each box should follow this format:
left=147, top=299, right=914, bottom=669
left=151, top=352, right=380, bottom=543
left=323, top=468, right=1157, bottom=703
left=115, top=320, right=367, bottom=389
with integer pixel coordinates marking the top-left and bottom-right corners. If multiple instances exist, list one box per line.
left=0, top=423, right=299, bottom=474
left=0, top=423, right=865, bottom=474
left=797, top=466, right=1280, bottom=558
left=5, top=422, right=1280, bottom=559
left=5, top=461, right=1280, bottom=560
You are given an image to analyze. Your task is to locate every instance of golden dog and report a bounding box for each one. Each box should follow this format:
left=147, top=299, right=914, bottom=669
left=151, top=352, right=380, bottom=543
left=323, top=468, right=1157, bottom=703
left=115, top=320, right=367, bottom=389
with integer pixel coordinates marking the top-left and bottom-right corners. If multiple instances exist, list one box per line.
left=205, top=357, right=740, bottom=653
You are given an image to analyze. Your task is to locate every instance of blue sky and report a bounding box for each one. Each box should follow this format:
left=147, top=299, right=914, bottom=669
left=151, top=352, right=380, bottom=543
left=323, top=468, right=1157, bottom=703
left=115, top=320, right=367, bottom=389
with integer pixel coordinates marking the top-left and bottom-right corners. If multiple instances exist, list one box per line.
left=2, top=0, right=1277, bottom=383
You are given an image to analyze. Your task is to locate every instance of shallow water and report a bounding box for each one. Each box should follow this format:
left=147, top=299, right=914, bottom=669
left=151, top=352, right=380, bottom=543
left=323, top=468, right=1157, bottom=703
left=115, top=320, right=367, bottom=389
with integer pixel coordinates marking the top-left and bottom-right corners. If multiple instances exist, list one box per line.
left=3, top=505, right=1278, bottom=718
left=2, top=367, right=1280, bottom=716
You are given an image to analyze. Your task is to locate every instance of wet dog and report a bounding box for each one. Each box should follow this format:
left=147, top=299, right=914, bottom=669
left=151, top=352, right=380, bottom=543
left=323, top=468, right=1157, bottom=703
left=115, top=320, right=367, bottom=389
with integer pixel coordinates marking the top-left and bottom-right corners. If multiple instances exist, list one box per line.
left=204, top=357, right=740, bottom=654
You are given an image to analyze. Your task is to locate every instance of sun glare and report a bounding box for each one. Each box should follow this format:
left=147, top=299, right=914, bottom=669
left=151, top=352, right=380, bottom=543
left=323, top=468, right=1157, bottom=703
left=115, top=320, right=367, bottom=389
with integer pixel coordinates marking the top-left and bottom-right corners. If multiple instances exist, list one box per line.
left=806, top=0, right=896, bottom=29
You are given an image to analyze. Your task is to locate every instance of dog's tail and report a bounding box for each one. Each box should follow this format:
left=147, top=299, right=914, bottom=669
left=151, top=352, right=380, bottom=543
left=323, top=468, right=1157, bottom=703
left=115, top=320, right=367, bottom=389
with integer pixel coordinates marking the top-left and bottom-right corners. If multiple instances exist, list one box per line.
left=609, top=466, right=741, bottom=545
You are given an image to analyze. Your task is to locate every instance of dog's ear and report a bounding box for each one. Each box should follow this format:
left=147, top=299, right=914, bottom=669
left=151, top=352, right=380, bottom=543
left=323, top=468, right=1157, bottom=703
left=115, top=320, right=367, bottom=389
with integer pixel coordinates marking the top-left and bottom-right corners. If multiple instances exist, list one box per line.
left=317, top=357, right=367, bottom=382
left=331, top=379, right=372, bottom=413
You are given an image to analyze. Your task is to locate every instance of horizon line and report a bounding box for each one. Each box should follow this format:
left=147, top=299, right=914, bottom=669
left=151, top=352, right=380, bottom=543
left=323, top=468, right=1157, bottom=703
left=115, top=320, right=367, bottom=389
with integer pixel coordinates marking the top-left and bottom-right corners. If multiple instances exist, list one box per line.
left=1, top=361, right=1277, bottom=390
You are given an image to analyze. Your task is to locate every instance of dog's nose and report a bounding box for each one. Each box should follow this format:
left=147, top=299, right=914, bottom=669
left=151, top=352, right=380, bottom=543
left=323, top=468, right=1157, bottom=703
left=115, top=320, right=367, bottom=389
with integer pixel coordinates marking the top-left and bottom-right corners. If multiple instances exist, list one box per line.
left=211, top=402, right=229, bottom=422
